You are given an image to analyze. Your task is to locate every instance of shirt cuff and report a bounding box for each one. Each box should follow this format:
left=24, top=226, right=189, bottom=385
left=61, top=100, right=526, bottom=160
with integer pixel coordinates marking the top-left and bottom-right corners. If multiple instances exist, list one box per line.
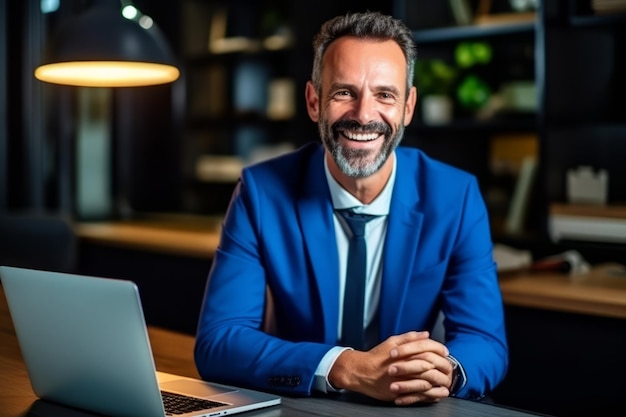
left=313, top=346, right=353, bottom=393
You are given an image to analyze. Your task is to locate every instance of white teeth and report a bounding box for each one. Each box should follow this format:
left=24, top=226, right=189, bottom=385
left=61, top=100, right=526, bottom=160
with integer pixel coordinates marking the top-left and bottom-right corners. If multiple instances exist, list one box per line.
left=343, top=131, right=379, bottom=141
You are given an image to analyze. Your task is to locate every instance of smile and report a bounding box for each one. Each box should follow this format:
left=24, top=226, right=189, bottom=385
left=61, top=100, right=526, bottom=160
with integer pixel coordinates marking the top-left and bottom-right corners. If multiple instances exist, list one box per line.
left=340, top=130, right=381, bottom=142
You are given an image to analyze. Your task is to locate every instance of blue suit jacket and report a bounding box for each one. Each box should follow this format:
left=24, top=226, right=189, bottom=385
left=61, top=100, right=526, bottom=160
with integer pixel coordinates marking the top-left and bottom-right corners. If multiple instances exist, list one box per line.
left=195, top=142, right=508, bottom=400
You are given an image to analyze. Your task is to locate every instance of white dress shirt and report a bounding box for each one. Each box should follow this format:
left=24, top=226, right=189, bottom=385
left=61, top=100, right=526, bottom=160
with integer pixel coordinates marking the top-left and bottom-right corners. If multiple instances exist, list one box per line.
left=313, top=154, right=396, bottom=392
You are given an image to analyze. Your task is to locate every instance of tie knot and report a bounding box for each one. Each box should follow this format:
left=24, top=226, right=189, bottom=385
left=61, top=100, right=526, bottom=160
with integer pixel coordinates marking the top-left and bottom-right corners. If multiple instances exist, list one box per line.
left=337, top=209, right=378, bottom=238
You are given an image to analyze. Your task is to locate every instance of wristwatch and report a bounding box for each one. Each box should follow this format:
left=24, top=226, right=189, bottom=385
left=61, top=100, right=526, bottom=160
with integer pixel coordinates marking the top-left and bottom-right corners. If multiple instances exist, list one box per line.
left=448, top=357, right=462, bottom=395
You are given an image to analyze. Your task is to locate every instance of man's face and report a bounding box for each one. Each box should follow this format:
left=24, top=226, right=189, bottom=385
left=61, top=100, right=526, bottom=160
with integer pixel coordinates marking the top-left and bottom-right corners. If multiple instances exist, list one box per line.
left=307, top=37, right=416, bottom=178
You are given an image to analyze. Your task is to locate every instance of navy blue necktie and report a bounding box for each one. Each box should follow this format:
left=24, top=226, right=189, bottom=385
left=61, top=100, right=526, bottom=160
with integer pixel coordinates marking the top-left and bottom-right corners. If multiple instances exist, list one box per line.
left=337, top=209, right=378, bottom=350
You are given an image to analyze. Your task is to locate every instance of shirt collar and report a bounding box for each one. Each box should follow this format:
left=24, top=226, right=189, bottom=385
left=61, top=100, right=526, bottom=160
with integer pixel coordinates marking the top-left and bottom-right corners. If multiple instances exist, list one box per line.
left=324, top=152, right=395, bottom=216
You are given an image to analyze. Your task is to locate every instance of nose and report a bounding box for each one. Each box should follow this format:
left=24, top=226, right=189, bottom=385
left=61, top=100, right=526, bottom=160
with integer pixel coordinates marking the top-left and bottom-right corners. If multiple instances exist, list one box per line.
left=350, top=94, right=376, bottom=125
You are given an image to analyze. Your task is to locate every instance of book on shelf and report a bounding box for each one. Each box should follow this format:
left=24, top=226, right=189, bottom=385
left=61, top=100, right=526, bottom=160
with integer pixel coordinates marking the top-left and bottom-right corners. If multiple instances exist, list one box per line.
left=449, top=0, right=473, bottom=25
left=548, top=203, right=626, bottom=244
left=592, top=0, right=626, bottom=14
left=505, top=156, right=537, bottom=235
left=473, top=11, right=536, bottom=26
left=473, top=0, right=537, bottom=26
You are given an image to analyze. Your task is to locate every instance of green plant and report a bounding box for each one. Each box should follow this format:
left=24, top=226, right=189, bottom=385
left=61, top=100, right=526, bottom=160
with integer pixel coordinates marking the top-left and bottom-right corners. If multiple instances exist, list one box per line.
left=455, top=41, right=493, bottom=68
left=414, top=59, right=458, bottom=97
left=453, top=41, right=494, bottom=111
left=457, top=74, right=492, bottom=110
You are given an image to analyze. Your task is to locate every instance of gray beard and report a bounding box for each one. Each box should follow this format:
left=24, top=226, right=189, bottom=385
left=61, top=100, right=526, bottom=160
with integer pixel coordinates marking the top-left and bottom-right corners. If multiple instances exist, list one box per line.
left=319, top=120, right=404, bottom=178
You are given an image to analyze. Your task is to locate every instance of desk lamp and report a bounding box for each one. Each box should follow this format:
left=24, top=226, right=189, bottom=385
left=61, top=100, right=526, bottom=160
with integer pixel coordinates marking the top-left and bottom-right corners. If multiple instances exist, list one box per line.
left=34, top=0, right=181, bottom=219
left=35, top=0, right=180, bottom=87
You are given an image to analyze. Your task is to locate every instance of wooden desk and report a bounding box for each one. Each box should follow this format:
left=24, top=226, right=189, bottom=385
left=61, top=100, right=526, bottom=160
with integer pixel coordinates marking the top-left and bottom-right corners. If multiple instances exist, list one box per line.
left=74, top=216, right=222, bottom=259
left=494, top=264, right=626, bottom=416
left=499, top=263, right=626, bottom=319
left=0, top=285, right=542, bottom=417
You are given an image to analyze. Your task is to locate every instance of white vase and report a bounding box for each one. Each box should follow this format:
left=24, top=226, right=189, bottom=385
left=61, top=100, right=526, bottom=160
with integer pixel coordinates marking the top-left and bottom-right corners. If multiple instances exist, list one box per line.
left=422, top=95, right=453, bottom=125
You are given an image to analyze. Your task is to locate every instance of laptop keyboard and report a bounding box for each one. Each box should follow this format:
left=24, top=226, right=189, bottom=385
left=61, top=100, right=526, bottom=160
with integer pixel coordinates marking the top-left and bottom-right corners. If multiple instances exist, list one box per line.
left=161, top=391, right=227, bottom=416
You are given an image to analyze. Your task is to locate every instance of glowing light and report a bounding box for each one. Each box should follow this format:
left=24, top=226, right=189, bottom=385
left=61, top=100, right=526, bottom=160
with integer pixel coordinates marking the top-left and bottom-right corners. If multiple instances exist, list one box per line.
left=34, top=61, right=180, bottom=87
left=121, top=5, right=138, bottom=20
left=139, top=15, right=154, bottom=29
left=41, top=0, right=60, bottom=14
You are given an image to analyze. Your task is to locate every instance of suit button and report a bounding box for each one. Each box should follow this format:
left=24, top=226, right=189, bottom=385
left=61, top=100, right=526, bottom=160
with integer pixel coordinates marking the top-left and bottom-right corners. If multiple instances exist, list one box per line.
left=268, top=375, right=301, bottom=387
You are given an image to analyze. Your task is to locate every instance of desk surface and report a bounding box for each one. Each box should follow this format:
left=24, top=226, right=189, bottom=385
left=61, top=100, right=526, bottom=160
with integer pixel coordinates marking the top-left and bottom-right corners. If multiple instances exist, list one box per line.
left=499, top=263, right=626, bottom=319
left=74, top=217, right=222, bottom=259
left=0, top=285, right=542, bottom=417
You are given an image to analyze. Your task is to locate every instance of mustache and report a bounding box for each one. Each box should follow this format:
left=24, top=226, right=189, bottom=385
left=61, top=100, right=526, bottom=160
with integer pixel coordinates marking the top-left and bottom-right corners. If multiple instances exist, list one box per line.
left=332, top=119, right=392, bottom=136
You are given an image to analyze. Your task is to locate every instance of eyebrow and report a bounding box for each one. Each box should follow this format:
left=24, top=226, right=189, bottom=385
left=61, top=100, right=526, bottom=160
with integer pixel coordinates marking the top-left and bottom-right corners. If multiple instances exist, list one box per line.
left=328, top=82, right=401, bottom=97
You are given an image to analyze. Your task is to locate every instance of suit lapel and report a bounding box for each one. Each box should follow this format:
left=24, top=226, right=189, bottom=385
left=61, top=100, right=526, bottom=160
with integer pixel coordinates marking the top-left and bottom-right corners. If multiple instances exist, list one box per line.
left=380, top=153, right=423, bottom=337
left=296, top=146, right=340, bottom=344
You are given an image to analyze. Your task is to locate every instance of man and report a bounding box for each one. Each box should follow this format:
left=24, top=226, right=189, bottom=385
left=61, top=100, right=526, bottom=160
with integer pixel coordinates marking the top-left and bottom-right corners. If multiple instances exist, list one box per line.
left=195, top=11, right=508, bottom=405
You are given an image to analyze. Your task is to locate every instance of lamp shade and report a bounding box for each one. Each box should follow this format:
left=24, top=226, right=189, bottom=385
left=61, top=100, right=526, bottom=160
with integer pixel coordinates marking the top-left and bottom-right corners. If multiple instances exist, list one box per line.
left=35, top=3, right=180, bottom=87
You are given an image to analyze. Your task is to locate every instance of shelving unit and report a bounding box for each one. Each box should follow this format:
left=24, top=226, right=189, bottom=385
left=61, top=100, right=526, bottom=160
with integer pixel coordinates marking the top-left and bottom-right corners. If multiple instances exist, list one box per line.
left=540, top=1, right=626, bottom=264
left=179, top=0, right=302, bottom=213
left=393, top=1, right=540, bottom=239
left=177, top=0, right=395, bottom=214
left=394, top=0, right=626, bottom=254
left=410, top=19, right=535, bottom=43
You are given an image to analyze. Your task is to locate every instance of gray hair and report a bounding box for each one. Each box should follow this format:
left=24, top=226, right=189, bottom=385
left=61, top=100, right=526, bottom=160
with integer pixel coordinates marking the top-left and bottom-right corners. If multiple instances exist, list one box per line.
left=311, top=11, right=417, bottom=96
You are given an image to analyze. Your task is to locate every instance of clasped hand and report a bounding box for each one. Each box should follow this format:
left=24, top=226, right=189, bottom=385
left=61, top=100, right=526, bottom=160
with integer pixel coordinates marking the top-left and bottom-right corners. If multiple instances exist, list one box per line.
left=329, top=331, right=454, bottom=405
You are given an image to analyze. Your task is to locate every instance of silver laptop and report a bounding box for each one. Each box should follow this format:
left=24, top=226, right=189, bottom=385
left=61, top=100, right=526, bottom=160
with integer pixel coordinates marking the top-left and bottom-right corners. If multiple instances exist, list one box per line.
left=0, top=265, right=281, bottom=417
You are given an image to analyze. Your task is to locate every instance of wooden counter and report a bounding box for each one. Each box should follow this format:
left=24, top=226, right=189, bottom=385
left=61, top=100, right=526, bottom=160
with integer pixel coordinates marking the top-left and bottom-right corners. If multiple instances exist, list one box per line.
left=499, top=263, right=626, bottom=319
left=74, top=216, right=222, bottom=259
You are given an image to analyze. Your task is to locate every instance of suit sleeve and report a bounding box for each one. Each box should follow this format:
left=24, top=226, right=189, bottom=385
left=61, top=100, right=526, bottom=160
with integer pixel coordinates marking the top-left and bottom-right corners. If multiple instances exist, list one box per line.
left=441, top=177, right=509, bottom=400
left=194, top=177, right=333, bottom=396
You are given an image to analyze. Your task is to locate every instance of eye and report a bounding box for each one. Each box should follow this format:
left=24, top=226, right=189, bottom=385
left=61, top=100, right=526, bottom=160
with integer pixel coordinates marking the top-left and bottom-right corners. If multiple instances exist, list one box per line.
left=378, top=89, right=398, bottom=100
left=332, top=90, right=354, bottom=101
left=378, top=91, right=397, bottom=101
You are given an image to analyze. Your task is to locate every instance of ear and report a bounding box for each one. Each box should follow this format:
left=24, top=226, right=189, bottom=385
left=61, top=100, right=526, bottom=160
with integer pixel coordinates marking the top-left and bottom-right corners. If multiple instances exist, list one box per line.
left=403, top=85, right=418, bottom=126
left=305, top=81, right=320, bottom=122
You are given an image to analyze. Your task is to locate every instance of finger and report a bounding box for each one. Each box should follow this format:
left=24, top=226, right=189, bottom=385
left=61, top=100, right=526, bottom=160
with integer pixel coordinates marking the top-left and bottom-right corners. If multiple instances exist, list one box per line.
left=388, top=358, right=435, bottom=377
left=394, top=386, right=450, bottom=406
left=412, top=352, right=455, bottom=373
left=366, top=332, right=427, bottom=361
left=417, top=367, right=451, bottom=388
left=388, top=331, right=430, bottom=348
left=390, top=338, right=448, bottom=359
left=389, top=378, right=432, bottom=395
